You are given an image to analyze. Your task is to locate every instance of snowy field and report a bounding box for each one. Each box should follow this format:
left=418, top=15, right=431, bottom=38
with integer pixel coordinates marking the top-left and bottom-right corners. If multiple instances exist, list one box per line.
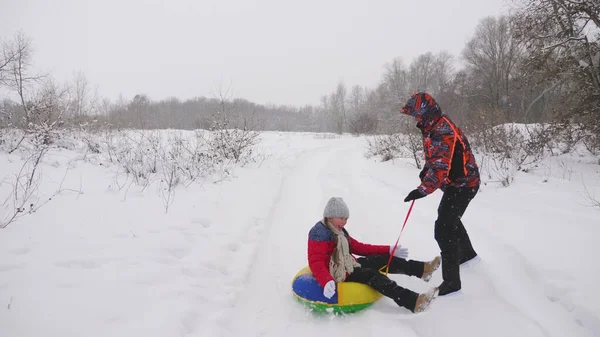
left=1, top=130, right=599, bottom=337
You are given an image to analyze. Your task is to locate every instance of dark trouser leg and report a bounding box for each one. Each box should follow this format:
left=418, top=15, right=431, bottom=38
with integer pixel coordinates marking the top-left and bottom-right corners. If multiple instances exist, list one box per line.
left=346, top=267, right=419, bottom=312
left=456, top=186, right=479, bottom=263
left=435, top=186, right=478, bottom=295
left=356, top=254, right=424, bottom=278
left=435, top=221, right=461, bottom=294
left=456, top=219, right=477, bottom=264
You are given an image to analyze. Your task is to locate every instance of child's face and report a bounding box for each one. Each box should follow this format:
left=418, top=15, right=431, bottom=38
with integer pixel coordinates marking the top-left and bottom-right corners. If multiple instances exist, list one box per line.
left=329, top=217, right=348, bottom=230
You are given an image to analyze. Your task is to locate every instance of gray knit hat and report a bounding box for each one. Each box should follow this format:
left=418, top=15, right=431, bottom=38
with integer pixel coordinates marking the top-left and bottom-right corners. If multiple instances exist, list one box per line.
left=323, top=197, right=350, bottom=218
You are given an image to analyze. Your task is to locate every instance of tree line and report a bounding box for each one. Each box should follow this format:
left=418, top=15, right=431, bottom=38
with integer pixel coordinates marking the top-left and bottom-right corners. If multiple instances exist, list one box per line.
left=1, top=0, right=598, bottom=151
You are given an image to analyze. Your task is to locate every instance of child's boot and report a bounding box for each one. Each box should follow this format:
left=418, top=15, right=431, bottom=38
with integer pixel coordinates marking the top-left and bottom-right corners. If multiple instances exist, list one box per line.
left=422, top=256, right=441, bottom=282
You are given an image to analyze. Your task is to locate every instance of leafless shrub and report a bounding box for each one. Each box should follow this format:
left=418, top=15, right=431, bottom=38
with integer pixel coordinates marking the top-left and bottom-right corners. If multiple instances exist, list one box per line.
left=79, top=125, right=260, bottom=210
left=313, top=133, right=339, bottom=139
left=582, top=178, right=600, bottom=209
left=582, top=136, right=600, bottom=160
left=365, top=117, right=424, bottom=168
left=557, top=159, right=574, bottom=181
left=0, top=48, right=77, bottom=227
left=468, top=106, right=557, bottom=185
left=401, top=120, right=423, bottom=169
left=157, top=142, right=181, bottom=213
left=200, top=90, right=261, bottom=165
left=365, top=134, right=403, bottom=162
left=1, top=147, right=81, bottom=228
left=109, top=131, right=158, bottom=187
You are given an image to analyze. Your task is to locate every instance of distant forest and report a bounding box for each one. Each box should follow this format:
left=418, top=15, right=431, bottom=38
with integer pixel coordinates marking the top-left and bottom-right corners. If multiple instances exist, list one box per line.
left=1, top=0, right=598, bottom=150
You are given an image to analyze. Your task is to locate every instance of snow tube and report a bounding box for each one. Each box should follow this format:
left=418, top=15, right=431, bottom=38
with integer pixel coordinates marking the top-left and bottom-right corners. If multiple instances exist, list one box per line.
left=291, top=266, right=382, bottom=314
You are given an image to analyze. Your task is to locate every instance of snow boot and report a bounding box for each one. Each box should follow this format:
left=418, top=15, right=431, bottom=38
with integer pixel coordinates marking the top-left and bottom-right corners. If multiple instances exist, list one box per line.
left=422, top=256, right=441, bottom=282
left=437, top=281, right=461, bottom=296
left=460, top=255, right=481, bottom=269
left=414, top=287, right=439, bottom=313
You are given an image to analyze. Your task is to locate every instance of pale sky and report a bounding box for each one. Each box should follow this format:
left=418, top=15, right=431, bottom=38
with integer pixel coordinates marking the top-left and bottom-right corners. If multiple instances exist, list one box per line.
left=1, top=0, right=509, bottom=107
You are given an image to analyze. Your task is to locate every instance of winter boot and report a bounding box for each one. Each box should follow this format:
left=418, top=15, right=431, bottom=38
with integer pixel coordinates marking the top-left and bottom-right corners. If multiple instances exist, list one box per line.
left=437, top=281, right=461, bottom=296
left=414, top=287, right=439, bottom=313
left=436, top=235, right=462, bottom=296
left=422, top=256, right=441, bottom=282
left=460, top=255, right=481, bottom=269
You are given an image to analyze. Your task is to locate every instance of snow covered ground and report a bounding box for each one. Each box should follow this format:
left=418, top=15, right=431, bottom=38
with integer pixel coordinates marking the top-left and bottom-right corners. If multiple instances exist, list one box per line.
left=1, top=131, right=599, bottom=337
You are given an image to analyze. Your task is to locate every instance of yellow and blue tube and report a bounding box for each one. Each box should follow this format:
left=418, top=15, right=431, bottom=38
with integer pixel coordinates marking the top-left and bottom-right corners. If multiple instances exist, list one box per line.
left=291, top=266, right=382, bottom=314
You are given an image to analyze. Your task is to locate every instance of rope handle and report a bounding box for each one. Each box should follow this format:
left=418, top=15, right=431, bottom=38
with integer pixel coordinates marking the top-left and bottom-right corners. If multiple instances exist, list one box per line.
left=379, top=200, right=415, bottom=275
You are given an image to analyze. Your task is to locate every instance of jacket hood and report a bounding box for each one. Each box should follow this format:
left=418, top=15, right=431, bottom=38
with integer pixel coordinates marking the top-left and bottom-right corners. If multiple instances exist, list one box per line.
left=400, top=92, right=442, bottom=121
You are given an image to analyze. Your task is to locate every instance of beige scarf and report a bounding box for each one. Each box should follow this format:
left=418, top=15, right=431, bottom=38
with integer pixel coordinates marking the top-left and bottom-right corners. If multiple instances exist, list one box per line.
left=325, top=220, right=361, bottom=282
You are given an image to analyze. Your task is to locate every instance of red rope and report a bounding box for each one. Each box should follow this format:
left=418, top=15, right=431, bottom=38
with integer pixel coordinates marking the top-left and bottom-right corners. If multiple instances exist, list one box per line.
left=383, top=200, right=415, bottom=275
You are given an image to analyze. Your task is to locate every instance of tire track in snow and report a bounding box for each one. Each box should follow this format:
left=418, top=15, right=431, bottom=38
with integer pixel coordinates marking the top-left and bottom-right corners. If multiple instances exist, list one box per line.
left=471, top=230, right=598, bottom=337
left=176, top=144, right=334, bottom=336
left=224, top=140, right=379, bottom=337
left=218, top=135, right=595, bottom=337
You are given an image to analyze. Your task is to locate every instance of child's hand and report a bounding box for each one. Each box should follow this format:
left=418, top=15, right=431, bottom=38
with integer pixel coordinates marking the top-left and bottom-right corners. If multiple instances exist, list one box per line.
left=391, top=245, right=409, bottom=259
left=323, top=280, right=336, bottom=299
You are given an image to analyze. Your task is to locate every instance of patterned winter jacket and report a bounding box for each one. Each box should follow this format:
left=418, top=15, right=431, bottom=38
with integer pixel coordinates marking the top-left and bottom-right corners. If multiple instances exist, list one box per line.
left=401, top=92, right=480, bottom=195
left=307, top=221, right=390, bottom=287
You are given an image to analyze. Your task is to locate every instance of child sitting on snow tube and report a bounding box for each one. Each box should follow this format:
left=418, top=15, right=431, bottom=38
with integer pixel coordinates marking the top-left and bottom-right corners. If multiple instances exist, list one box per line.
left=308, top=197, right=441, bottom=313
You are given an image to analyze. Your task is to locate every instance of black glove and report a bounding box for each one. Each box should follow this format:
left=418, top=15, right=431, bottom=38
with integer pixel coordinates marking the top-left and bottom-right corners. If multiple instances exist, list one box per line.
left=419, top=167, right=428, bottom=180
left=404, top=189, right=426, bottom=202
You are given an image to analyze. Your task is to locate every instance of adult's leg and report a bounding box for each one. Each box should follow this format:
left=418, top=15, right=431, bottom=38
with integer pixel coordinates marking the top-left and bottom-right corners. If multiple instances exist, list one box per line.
left=456, top=220, right=477, bottom=264
left=346, top=267, right=419, bottom=312
left=356, top=255, right=423, bottom=277
left=435, top=187, right=463, bottom=295
left=455, top=186, right=479, bottom=263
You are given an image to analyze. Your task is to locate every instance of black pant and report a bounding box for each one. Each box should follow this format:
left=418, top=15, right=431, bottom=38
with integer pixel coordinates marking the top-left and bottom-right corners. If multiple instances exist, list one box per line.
left=345, top=254, right=424, bottom=312
left=435, top=185, right=479, bottom=291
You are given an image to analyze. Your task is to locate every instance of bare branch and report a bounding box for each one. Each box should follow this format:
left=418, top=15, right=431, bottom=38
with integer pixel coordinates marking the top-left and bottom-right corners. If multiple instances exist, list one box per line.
left=542, top=35, right=587, bottom=51
left=582, top=178, right=600, bottom=208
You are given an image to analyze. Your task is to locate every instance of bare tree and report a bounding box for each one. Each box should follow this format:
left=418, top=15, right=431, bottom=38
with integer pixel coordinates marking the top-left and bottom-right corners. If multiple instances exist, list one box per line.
left=463, top=16, right=524, bottom=121
left=317, top=95, right=330, bottom=132
left=511, top=0, right=600, bottom=152
left=431, top=51, right=455, bottom=97
left=408, top=52, right=436, bottom=93
left=68, top=71, right=99, bottom=125
left=0, top=37, right=18, bottom=86
left=347, top=85, right=378, bottom=134
left=348, top=85, right=365, bottom=115
left=3, top=32, right=46, bottom=126
left=329, top=82, right=347, bottom=134
left=367, top=58, right=410, bottom=133
left=383, top=58, right=410, bottom=106
left=127, top=94, right=150, bottom=129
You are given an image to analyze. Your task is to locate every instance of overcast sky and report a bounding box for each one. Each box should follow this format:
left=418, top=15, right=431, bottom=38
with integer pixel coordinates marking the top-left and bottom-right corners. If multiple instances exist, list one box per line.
left=1, top=0, right=509, bottom=107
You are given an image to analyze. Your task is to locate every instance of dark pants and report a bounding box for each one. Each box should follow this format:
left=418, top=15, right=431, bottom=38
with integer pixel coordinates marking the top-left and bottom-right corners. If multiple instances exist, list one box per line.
left=345, top=254, right=424, bottom=312
left=435, top=185, right=479, bottom=294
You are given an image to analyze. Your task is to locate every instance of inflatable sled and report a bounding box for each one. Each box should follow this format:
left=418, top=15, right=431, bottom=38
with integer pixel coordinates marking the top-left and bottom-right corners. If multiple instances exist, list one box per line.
left=291, top=266, right=382, bottom=314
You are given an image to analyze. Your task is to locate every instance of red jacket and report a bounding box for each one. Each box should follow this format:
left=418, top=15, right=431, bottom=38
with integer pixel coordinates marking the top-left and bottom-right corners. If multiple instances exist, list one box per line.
left=307, top=221, right=390, bottom=287
left=418, top=116, right=480, bottom=195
